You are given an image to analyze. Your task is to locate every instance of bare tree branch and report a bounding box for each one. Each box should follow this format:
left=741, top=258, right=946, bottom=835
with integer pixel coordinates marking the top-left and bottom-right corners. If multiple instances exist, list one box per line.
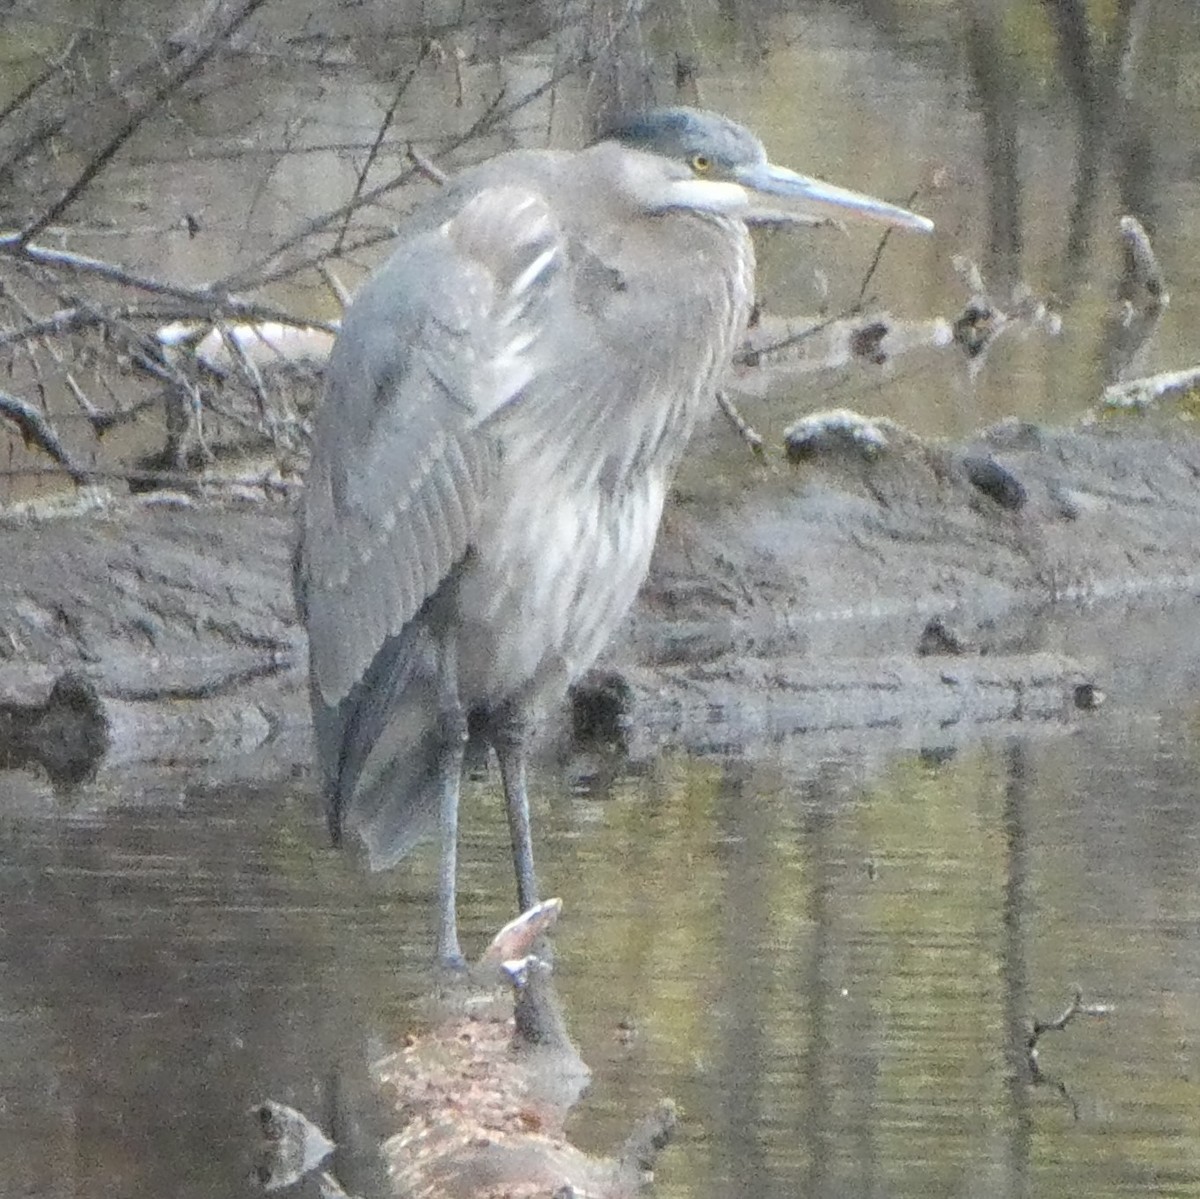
left=334, top=61, right=424, bottom=255
left=0, top=34, right=80, bottom=128
left=213, top=34, right=613, bottom=295
left=0, top=238, right=338, bottom=332
left=0, top=303, right=205, bottom=351
left=17, top=0, right=275, bottom=244
left=0, top=390, right=89, bottom=482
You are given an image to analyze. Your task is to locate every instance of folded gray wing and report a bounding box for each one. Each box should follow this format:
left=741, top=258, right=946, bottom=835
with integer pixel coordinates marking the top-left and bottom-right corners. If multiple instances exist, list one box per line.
left=298, top=183, right=565, bottom=708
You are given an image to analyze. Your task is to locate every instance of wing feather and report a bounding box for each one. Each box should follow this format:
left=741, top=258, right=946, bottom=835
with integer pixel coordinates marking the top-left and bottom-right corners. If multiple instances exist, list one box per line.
left=298, top=181, right=564, bottom=711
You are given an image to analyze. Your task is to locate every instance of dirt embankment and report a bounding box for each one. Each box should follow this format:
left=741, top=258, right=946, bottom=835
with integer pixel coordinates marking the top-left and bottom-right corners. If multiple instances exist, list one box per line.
left=2, top=414, right=1200, bottom=788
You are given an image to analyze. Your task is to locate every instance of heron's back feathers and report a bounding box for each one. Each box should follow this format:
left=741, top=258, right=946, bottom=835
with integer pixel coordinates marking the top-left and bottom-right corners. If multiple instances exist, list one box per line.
left=298, top=182, right=567, bottom=710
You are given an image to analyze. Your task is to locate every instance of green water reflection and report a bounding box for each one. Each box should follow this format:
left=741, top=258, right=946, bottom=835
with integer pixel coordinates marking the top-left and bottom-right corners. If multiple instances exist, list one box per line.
left=543, top=711, right=1200, bottom=1199
left=3, top=679, right=1200, bottom=1197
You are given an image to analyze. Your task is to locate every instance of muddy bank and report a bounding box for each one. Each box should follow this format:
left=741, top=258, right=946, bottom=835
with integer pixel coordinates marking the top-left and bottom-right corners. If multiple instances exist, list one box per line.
left=2, top=415, right=1199, bottom=786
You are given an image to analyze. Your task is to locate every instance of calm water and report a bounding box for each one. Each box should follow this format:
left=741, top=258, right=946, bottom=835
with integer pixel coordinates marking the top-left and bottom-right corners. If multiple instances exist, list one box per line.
left=5, top=595, right=1200, bottom=1198
left=4, top=2, right=1200, bottom=1197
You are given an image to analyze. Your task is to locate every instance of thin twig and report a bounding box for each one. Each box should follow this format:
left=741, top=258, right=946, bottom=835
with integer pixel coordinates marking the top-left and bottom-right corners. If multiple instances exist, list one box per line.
left=210, top=169, right=417, bottom=293
left=854, top=189, right=920, bottom=309
left=1030, top=988, right=1112, bottom=1043
left=213, top=38, right=605, bottom=294
left=215, top=322, right=270, bottom=422
left=316, top=265, right=351, bottom=309
left=734, top=311, right=839, bottom=365
left=334, top=61, right=423, bottom=255
left=0, top=390, right=89, bottom=482
left=211, top=84, right=535, bottom=294
left=0, top=302, right=208, bottom=351
left=2, top=262, right=231, bottom=425
left=18, top=0, right=274, bottom=244
left=0, top=238, right=339, bottom=332
left=211, top=229, right=400, bottom=296
left=0, top=36, right=86, bottom=181
left=854, top=227, right=895, bottom=308
left=715, top=389, right=764, bottom=456
left=0, top=463, right=301, bottom=493
left=2, top=283, right=119, bottom=434
left=127, top=138, right=425, bottom=167
left=406, top=146, right=449, bottom=186
left=737, top=190, right=922, bottom=367
left=0, top=34, right=79, bottom=127
left=104, top=653, right=293, bottom=702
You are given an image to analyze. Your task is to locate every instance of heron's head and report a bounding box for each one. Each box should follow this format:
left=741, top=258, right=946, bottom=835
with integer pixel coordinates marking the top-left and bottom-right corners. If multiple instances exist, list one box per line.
left=599, top=106, right=933, bottom=234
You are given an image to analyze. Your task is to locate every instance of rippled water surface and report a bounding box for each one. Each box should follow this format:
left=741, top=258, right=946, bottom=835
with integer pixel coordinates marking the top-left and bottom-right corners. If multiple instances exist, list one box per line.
left=4, top=598, right=1200, bottom=1199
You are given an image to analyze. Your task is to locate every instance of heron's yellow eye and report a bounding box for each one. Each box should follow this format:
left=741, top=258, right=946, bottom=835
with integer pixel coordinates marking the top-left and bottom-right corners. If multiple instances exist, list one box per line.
left=690, top=154, right=711, bottom=174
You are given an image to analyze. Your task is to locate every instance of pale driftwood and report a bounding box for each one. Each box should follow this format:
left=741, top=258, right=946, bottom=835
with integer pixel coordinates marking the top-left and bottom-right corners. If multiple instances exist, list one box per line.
left=1098, top=364, right=1200, bottom=412
left=252, top=902, right=677, bottom=1199
left=157, top=321, right=338, bottom=373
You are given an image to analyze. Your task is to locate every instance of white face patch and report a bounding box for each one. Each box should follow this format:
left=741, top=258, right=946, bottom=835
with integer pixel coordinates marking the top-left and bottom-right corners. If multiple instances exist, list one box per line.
left=659, top=178, right=749, bottom=213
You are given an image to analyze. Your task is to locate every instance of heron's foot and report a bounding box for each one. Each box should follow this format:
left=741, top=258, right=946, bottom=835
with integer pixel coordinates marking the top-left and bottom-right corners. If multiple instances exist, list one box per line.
left=437, top=927, right=467, bottom=973
left=437, top=948, right=468, bottom=974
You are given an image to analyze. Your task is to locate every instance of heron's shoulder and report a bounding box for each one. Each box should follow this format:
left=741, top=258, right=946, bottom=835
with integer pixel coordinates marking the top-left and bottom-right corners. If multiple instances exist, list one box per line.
left=348, top=153, right=570, bottom=307
left=441, top=187, right=560, bottom=288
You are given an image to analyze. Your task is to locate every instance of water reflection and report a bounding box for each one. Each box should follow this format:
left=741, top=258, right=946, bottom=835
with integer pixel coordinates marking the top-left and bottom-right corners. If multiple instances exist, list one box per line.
left=3, top=617, right=1200, bottom=1197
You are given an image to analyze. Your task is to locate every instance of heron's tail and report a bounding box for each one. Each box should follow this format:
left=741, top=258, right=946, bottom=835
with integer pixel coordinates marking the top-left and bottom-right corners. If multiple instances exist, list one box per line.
left=311, top=622, right=447, bottom=870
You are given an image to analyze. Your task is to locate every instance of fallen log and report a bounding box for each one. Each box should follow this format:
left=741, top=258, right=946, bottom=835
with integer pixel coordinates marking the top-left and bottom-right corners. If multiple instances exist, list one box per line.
left=252, top=901, right=677, bottom=1199
left=2, top=418, right=1200, bottom=783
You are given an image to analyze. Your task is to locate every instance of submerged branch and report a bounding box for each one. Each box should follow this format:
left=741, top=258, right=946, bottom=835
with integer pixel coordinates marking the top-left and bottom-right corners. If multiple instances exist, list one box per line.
left=249, top=902, right=675, bottom=1199
left=1025, top=987, right=1112, bottom=1119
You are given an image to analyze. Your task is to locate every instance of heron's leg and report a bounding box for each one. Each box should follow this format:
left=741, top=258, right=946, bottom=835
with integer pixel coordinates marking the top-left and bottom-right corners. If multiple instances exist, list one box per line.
left=435, top=647, right=469, bottom=970
left=435, top=731, right=467, bottom=969
left=493, top=713, right=539, bottom=913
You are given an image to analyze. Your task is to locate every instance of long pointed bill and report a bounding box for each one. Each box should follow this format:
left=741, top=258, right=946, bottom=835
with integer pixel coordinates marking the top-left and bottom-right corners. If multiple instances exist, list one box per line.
left=736, top=162, right=934, bottom=233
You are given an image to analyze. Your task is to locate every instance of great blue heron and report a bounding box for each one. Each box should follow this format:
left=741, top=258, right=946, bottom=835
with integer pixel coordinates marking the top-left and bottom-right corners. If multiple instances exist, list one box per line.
left=295, top=107, right=932, bottom=965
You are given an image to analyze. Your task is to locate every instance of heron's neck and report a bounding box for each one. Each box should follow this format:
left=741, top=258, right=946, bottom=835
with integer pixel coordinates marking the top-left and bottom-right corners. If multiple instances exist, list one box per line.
left=578, top=208, right=755, bottom=490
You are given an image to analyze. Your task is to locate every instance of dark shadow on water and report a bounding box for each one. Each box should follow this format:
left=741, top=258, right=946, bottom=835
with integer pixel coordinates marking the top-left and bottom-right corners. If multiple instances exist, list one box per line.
left=1002, top=739, right=1034, bottom=1199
